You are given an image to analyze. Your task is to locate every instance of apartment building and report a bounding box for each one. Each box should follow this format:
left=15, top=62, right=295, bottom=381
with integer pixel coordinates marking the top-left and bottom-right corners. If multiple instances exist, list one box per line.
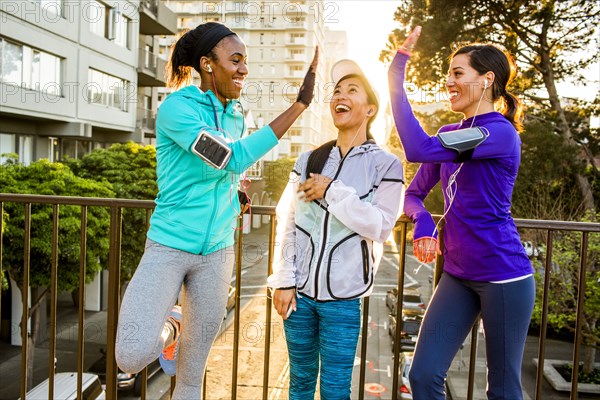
left=162, top=0, right=343, bottom=165
left=0, top=0, right=177, bottom=163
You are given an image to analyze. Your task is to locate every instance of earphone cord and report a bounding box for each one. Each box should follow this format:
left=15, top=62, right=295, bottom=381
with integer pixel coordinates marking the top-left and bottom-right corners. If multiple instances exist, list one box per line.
left=413, top=84, right=487, bottom=274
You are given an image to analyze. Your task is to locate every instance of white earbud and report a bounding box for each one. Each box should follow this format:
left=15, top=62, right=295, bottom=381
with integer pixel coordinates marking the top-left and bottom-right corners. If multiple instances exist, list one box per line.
left=483, top=79, right=489, bottom=89
left=206, top=65, right=212, bottom=73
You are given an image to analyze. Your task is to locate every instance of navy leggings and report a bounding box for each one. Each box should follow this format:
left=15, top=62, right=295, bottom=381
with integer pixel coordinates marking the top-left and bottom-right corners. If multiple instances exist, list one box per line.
left=409, top=273, right=535, bottom=400
left=283, top=295, right=361, bottom=400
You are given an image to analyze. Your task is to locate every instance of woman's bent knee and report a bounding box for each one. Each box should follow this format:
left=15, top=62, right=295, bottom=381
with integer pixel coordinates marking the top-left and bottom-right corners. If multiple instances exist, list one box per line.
left=115, top=339, right=159, bottom=374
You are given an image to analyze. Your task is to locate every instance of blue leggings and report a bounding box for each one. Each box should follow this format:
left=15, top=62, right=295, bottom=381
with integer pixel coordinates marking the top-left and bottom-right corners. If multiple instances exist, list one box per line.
left=283, top=295, right=361, bottom=400
left=409, top=273, right=535, bottom=400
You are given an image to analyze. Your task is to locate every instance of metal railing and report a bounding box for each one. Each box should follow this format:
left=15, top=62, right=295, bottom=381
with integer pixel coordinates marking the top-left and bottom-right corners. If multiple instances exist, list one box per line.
left=0, top=193, right=598, bottom=400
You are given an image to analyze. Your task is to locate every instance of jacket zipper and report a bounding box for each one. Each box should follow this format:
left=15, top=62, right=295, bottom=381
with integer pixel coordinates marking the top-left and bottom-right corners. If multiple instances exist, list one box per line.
left=313, top=147, right=353, bottom=298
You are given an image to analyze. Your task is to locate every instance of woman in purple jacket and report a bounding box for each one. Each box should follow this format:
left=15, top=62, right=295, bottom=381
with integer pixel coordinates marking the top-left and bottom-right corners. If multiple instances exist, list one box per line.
left=389, top=27, right=535, bottom=400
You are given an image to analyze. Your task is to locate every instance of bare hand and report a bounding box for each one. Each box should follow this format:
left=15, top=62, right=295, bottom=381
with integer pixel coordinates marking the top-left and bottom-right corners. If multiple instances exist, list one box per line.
left=298, top=173, right=332, bottom=202
left=398, top=26, right=421, bottom=53
left=273, top=289, right=296, bottom=320
left=413, top=236, right=439, bottom=263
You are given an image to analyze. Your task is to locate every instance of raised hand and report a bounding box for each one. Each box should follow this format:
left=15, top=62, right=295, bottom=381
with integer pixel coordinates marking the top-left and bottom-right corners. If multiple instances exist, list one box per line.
left=398, top=26, right=421, bottom=53
left=296, top=46, right=319, bottom=106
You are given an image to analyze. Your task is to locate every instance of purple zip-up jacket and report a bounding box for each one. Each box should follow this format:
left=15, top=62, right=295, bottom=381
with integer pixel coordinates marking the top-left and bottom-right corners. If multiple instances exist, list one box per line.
left=389, top=51, right=532, bottom=281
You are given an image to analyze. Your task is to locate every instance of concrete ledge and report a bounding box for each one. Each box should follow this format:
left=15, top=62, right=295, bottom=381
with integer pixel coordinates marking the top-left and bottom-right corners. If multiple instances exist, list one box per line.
left=532, top=358, right=600, bottom=394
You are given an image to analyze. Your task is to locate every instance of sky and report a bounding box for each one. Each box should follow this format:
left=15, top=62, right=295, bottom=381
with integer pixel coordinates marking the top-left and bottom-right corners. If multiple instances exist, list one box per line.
left=326, top=1, right=599, bottom=138
left=325, top=1, right=400, bottom=141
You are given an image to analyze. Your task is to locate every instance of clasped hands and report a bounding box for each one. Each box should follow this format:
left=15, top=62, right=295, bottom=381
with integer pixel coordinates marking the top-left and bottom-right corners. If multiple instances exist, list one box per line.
left=413, top=236, right=440, bottom=263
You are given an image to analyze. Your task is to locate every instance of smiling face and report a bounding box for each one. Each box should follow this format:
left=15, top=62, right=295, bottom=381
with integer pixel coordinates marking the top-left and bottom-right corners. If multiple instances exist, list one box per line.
left=446, top=53, right=488, bottom=117
left=330, top=76, right=375, bottom=132
left=205, top=35, right=248, bottom=100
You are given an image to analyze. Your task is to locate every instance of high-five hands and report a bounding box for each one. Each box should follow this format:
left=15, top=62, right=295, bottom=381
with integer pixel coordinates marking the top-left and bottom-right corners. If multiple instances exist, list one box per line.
left=298, top=173, right=332, bottom=202
left=398, top=26, right=421, bottom=54
left=297, top=46, right=319, bottom=106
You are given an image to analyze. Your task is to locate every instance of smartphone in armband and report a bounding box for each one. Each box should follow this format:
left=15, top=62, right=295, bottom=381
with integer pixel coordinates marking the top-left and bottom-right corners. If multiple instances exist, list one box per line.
left=191, top=129, right=232, bottom=170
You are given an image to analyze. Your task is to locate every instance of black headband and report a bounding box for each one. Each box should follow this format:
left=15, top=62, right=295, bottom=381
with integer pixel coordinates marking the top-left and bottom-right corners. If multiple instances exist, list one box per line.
left=189, top=23, right=236, bottom=72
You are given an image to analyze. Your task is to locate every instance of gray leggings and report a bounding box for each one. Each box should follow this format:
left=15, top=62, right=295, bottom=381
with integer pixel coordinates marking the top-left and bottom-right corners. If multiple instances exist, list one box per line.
left=115, top=239, right=235, bottom=399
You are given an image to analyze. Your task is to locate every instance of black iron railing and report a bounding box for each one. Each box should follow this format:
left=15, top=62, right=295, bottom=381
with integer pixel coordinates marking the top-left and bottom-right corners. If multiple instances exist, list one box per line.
left=0, top=193, right=598, bottom=400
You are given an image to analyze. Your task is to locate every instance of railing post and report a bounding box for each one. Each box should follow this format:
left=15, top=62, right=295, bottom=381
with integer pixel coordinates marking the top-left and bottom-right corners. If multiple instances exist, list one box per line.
left=536, top=230, right=553, bottom=400
left=77, top=206, right=88, bottom=400
left=106, top=206, right=122, bottom=400
left=571, top=232, right=589, bottom=400
left=262, top=217, right=276, bottom=399
left=20, top=203, right=31, bottom=400
left=231, top=221, right=243, bottom=399
left=358, top=296, right=370, bottom=400
left=48, top=204, right=59, bottom=400
left=391, top=220, right=408, bottom=400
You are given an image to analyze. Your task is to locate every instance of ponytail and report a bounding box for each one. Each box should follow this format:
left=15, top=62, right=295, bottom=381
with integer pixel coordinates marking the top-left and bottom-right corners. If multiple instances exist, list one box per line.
left=500, top=90, right=524, bottom=133
left=166, top=30, right=195, bottom=88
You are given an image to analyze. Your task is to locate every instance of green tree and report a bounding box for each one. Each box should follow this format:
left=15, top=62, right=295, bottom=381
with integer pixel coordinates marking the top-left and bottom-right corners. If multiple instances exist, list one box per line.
left=263, top=157, right=296, bottom=202
left=381, top=0, right=600, bottom=213
left=0, top=158, right=113, bottom=389
left=65, top=142, right=157, bottom=284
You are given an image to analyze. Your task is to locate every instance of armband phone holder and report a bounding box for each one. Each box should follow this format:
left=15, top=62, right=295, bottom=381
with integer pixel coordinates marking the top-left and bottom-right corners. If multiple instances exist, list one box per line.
left=191, top=129, right=232, bottom=170
left=437, top=127, right=488, bottom=162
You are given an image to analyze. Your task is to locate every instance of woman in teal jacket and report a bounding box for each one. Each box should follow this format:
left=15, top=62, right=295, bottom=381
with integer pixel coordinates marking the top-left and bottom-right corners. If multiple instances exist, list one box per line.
left=115, top=22, right=318, bottom=399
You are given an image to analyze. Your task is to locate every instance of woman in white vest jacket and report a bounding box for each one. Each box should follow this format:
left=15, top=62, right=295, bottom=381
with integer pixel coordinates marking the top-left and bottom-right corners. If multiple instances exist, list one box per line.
left=267, top=60, right=405, bottom=400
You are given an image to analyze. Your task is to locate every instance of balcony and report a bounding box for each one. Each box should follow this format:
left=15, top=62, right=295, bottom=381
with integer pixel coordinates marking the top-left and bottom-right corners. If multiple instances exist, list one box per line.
left=139, top=0, right=177, bottom=35
left=0, top=193, right=598, bottom=400
left=137, top=49, right=168, bottom=87
left=286, top=52, right=308, bottom=62
left=285, top=36, right=307, bottom=46
left=136, top=107, right=156, bottom=132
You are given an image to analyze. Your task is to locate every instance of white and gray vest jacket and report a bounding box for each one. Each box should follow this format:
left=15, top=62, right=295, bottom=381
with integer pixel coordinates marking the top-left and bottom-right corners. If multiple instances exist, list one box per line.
left=267, top=141, right=405, bottom=301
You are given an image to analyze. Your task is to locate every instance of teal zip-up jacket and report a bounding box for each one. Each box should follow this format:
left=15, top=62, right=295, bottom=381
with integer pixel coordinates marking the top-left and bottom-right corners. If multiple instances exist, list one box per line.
left=147, top=85, right=278, bottom=254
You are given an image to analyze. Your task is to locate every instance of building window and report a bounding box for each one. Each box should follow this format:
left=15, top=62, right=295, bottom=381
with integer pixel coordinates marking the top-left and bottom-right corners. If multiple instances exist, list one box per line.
left=0, top=133, right=34, bottom=165
left=29, top=0, right=63, bottom=17
left=0, top=37, right=62, bottom=96
left=0, top=133, right=16, bottom=164
left=48, top=137, right=59, bottom=162
left=89, top=0, right=130, bottom=48
left=271, top=33, right=276, bottom=44
left=288, top=129, right=301, bottom=137
left=260, top=33, right=264, bottom=44
left=290, top=144, right=302, bottom=157
left=61, top=139, right=92, bottom=160
left=271, top=49, right=276, bottom=59
left=113, top=11, right=131, bottom=48
left=87, top=68, right=129, bottom=111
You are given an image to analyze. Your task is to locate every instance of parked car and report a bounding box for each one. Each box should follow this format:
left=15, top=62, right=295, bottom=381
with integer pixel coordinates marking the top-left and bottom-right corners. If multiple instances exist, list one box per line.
left=386, top=288, right=426, bottom=317
left=21, top=372, right=105, bottom=399
left=389, top=314, right=421, bottom=353
left=397, top=352, right=414, bottom=399
left=87, top=349, right=162, bottom=396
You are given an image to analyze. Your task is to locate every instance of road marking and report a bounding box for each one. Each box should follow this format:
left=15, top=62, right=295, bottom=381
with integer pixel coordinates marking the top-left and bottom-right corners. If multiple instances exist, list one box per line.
left=269, top=360, right=289, bottom=400
left=381, top=255, right=420, bottom=287
left=373, top=365, right=391, bottom=378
